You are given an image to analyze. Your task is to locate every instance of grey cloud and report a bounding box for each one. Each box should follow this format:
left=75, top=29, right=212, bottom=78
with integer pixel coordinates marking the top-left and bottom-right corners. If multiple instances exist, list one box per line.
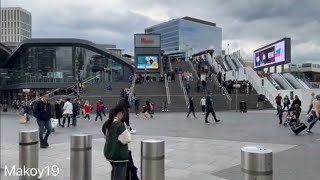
left=3, top=0, right=320, bottom=63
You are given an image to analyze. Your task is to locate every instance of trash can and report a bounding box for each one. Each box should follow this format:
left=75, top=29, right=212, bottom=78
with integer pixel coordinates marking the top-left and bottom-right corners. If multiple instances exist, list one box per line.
left=240, top=101, right=247, bottom=113
left=241, top=146, right=273, bottom=180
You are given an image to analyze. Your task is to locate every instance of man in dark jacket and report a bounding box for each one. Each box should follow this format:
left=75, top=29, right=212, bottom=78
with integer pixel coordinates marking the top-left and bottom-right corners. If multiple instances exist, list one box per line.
left=34, top=93, right=52, bottom=148
left=205, top=92, right=221, bottom=123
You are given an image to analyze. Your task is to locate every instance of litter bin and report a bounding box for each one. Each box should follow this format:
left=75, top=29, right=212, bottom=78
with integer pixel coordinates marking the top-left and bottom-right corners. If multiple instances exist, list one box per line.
left=240, top=101, right=247, bottom=113
left=241, top=146, right=273, bottom=180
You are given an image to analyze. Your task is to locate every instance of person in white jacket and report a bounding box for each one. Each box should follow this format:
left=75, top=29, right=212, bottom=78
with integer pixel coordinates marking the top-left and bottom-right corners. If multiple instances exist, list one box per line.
left=62, top=98, right=73, bottom=127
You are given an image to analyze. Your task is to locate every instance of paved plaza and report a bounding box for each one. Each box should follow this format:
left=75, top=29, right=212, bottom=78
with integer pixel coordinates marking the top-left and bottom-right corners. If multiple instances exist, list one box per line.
left=1, top=110, right=320, bottom=180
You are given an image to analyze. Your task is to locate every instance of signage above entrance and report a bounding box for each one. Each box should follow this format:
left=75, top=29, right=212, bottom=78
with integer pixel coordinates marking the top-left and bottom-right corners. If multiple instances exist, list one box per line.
left=134, top=34, right=161, bottom=48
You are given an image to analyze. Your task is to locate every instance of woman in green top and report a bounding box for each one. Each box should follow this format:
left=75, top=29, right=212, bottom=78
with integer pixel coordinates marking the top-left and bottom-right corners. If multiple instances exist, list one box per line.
left=102, top=105, right=131, bottom=180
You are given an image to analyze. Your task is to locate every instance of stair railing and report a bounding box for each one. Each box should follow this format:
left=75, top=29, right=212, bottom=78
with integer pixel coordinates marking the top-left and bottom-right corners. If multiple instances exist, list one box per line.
left=65, top=74, right=100, bottom=96
left=178, top=74, right=189, bottom=106
left=164, top=74, right=171, bottom=105
left=30, top=88, right=60, bottom=104
left=211, top=73, right=232, bottom=108
left=188, top=60, right=200, bottom=80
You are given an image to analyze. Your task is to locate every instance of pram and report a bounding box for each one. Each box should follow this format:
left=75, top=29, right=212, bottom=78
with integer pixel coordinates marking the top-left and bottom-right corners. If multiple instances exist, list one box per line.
left=284, top=110, right=299, bottom=127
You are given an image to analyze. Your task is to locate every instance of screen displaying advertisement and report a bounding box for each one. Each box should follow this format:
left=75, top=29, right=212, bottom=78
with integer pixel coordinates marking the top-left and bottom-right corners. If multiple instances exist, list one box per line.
left=136, top=55, right=159, bottom=69
left=253, top=39, right=289, bottom=69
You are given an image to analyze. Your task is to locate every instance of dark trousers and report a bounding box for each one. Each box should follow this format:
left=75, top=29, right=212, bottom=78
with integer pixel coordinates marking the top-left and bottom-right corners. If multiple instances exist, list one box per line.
left=283, top=104, right=290, bottom=111
left=72, top=116, right=77, bottom=125
left=110, top=162, right=127, bottom=180
left=205, top=108, right=218, bottom=122
left=63, top=115, right=71, bottom=127
left=84, top=114, right=90, bottom=120
left=187, top=109, right=196, bottom=118
left=279, top=114, right=283, bottom=124
left=95, top=111, right=103, bottom=121
left=124, top=110, right=132, bottom=130
left=309, top=117, right=319, bottom=131
left=57, top=118, right=61, bottom=126
left=201, top=105, right=205, bottom=113
left=307, top=104, right=313, bottom=114
left=36, top=119, right=52, bottom=145
left=135, top=106, right=139, bottom=114
left=276, top=101, right=281, bottom=107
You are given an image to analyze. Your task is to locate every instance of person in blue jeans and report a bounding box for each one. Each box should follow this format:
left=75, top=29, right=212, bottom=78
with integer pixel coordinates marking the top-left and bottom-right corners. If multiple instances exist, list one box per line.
left=34, top=93, right=52, bottom=148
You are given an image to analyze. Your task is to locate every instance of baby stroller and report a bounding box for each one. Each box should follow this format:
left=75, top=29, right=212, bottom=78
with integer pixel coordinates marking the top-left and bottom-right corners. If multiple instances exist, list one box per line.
left=284, top=110, right=299, bottom=127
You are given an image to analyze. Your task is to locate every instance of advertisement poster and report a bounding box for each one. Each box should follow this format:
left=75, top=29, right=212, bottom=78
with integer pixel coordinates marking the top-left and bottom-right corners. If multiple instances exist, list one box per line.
left=136, top=55, right=159, bottom=69
left=254, top=40, right=286, bottom=69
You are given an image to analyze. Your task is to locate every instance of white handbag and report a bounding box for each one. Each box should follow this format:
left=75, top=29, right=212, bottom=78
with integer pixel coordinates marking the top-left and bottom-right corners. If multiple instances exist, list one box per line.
left=50, top=118, right=59, bottom=129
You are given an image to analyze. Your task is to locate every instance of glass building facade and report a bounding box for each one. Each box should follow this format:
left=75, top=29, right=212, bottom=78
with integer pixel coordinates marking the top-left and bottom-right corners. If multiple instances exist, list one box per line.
left=145, top=17, right=222, bottom=55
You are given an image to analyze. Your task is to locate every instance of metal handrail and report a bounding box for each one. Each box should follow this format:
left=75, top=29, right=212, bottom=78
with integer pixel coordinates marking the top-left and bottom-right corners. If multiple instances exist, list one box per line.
left=188, top=60, right=200, bottom=80
left=211, top=74, right=232, bottom=102
left=178, top=74, right=189, bottom=106
left=164, top=74, right=171, bottom=104
left=30, top=88, right=60, bottom=104
left=65, top=74, right=100, bottom=95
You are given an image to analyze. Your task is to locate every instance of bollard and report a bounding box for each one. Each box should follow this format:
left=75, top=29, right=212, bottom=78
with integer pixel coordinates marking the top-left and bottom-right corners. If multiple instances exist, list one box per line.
left=141, top=139, right=165, bottom=180
left=19, top=130, right=39, bottom=180
left=70, top=134, right=92, bottom=180
left=241, top=146, right=273, bottom=180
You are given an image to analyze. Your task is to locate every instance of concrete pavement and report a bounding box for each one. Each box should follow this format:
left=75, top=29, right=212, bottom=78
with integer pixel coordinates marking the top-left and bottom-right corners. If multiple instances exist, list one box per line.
left=1, top=110, right=320, bottom=179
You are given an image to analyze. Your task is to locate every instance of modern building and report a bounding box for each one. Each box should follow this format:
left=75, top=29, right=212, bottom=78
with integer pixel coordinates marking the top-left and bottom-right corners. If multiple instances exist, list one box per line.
left=145, top=16, right=222, bottom=57
left=0, top=38, right=134, bottom=104
left=0, top=7, right=32, bottom=42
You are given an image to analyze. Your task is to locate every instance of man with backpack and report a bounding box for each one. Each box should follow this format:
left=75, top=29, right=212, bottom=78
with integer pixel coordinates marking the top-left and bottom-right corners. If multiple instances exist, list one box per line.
left=34, top=93, right=52, bottom=148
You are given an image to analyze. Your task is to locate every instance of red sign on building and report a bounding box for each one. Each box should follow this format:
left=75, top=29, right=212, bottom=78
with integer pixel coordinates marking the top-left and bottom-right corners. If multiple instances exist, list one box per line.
left=140, top=37, right=154, bottom=43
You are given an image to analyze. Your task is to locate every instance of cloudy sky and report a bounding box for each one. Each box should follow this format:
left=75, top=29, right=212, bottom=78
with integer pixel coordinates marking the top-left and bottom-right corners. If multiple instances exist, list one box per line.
left=2, top=0, right=320, bottom=63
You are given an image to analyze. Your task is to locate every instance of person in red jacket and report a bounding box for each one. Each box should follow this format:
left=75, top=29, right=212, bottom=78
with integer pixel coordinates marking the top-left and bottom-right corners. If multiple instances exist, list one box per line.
left=95, top=100, right=103, bottom=121
left=84, top=101, right=91, bottom=120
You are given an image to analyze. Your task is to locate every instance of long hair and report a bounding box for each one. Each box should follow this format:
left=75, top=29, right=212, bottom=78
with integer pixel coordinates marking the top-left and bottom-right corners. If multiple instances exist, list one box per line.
left=101, top=105, right=125, bottom=136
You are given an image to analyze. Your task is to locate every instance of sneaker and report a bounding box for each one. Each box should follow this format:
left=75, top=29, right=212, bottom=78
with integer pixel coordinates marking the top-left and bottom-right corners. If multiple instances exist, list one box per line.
left=307, top=130, right=313, bottom=133
left=40, top=144, right=49, bottom=148
left=130, top=130, right=137, bottom=134
left=215, top=120, right=221, bottom=123
left=205, top=121, right=210, bottom=123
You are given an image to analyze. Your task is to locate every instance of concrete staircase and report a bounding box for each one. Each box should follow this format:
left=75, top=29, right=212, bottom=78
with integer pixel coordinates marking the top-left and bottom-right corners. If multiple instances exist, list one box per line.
left=51, top=81, right=131, bottom=110
left=133, top=81, right=167, bottom=112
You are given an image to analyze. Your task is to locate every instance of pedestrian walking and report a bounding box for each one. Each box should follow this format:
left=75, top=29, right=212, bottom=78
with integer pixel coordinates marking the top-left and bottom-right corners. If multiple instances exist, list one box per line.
left=102, top=105, right=131, bottom=180
left=276, top=105, right=285, bottom=124
left=84, top=101, right=91, bottom=120
left=34, top=93, right=52, bottom=148
left=205, top=92, right=221, bottom=123
left=187, top=97, right=196, bottom=118
left=72, top=99, right=79, bottom=126
left=275, top=94, right=283, bottom=107
left=101, top=101, right=107, bottom=117
left=292, top=95, right=302, bottom=119
left=200, top=97, right=206, bottom=114
left=283, top=95, right=290, bottom=111
left=54, top=100, right=63, bottom=126
left=134, top=95, right=140, bottom=115
left=62, top=98, right=73, bottom=128
left=307, top=92, right=316, bottom=116
left=307, top=94, right=320, bottom=133
left=95, top=100, right=103, bottom=121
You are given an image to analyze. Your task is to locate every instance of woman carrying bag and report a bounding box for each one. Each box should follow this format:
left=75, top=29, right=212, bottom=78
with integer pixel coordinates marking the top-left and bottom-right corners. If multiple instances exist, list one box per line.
left=102, top=105, right=131, bottom=180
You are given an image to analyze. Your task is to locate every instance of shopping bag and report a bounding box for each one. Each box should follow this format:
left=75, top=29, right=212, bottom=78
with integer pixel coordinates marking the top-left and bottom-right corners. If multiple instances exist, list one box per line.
left=50, top=118, right=59, bottom=129
left=19, top=114, right=27, bottom=124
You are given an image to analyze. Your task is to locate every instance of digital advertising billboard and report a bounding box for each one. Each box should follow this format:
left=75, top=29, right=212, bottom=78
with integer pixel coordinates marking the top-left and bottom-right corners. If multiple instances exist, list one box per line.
left=253, top=38, right=291, bottom=70
left=134, top=34, right=161, bottom=48
left=136, top=55, right=159, bottom=70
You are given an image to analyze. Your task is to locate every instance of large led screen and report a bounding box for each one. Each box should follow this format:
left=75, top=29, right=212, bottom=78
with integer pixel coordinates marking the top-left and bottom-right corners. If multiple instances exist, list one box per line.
left=136, top=55, right=159, bottom=69
left=253, top=38, right=291, bottom=70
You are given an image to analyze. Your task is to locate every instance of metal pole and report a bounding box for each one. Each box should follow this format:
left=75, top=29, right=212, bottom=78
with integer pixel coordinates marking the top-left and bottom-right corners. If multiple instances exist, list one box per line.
left=70, top=134, right=92, bottom=180
left=19, top=130, right=39, bottom=180
left=236, top=88, right=238, bottom=112
left=141, top=139, right=165, bottom=180
left=241, top=146, right=273, bottom=180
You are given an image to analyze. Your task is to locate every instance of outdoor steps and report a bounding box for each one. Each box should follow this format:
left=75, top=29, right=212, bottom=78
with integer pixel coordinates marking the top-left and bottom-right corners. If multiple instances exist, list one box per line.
left=133, top=81, right=166, bottom=95
left=80, top=81, right=131, bottom=96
